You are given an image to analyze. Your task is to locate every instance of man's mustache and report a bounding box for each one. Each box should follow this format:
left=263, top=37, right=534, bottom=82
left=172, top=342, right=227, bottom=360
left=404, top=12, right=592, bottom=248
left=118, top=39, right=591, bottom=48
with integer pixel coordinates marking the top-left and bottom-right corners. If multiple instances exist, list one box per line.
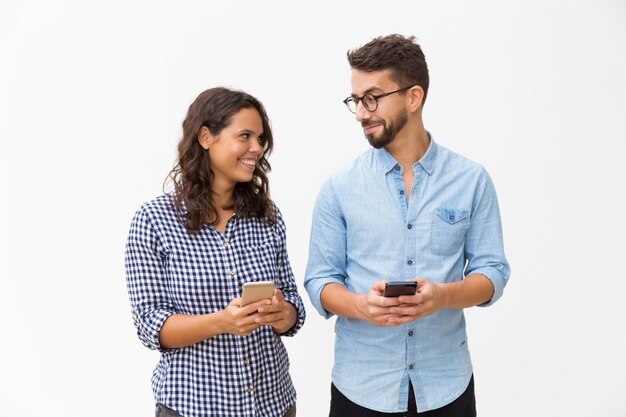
left=361, top=120, right=385, bottom=129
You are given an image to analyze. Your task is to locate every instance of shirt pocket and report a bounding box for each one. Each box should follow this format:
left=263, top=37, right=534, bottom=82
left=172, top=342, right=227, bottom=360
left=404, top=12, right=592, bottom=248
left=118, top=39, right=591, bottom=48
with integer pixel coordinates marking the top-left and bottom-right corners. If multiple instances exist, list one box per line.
left=430, top=208, right=470, bottom=255
left=237, top=240, right=278, bottom=283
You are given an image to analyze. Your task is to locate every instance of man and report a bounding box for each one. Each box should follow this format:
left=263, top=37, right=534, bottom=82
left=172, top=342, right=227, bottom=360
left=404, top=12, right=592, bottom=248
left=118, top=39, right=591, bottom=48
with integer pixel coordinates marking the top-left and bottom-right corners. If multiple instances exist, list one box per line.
left=304, top=34, right=510, bottom=417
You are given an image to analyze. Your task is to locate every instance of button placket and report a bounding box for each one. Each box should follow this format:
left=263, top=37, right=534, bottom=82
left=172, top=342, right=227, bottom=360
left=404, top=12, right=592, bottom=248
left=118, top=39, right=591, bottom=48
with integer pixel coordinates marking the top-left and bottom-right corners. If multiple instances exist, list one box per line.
left=403, top=170, right=419, bottom=285
left=223, top=220, right=240, bottom=290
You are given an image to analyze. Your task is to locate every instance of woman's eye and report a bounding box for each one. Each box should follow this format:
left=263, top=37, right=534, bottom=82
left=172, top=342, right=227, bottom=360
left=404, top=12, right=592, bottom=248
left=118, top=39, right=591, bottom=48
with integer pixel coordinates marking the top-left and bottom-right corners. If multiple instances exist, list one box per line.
left=241, top=133, right=250, bottom=139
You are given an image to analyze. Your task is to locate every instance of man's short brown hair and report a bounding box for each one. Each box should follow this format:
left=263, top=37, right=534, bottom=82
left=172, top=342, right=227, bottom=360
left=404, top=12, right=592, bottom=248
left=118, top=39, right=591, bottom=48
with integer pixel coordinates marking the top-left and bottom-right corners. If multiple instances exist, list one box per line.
left=347, top=34, right=430, bottom=105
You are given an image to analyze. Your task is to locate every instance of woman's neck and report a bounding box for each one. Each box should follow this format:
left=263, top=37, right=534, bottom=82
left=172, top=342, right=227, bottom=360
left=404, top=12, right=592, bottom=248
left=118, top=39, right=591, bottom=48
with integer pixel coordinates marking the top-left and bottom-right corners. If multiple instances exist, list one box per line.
left=211, top=178, right=235, bottom=210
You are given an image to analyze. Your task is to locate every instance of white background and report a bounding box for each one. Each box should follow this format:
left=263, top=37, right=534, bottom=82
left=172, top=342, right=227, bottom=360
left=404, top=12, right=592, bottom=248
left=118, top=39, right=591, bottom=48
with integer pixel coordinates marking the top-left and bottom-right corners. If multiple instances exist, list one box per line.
left=1, top=1, right=625, bottom=416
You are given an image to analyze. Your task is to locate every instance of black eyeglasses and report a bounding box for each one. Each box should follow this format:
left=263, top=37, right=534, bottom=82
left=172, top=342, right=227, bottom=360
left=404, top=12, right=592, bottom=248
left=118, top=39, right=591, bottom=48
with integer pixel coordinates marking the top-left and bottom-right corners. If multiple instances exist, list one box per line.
left=342, top=84, right=416, bottom=113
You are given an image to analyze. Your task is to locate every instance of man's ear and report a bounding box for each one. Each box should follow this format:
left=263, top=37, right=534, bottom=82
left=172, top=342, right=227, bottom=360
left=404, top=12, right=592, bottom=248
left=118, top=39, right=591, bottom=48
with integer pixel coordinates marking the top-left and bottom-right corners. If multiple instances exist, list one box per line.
left=408, top=86, right=425, bottom=113
left=198, top=126, right=213, bottom=150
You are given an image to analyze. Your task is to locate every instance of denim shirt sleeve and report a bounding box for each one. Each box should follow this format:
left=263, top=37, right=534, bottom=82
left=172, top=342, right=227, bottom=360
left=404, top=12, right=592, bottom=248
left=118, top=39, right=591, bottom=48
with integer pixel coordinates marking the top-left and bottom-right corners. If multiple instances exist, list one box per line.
left=124, top=206, right=176, bottom=352
left=304, top=178, right=348, bottom=319
left=272, top=206, right=306, bottom=336
left=464, top=169, right=511, bottom=306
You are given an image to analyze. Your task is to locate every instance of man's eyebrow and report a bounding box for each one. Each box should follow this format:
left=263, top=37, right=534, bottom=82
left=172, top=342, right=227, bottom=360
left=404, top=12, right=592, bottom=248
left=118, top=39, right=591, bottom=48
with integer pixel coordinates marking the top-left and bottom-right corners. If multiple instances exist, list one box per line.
left=352, top=86, right=384, bottom=97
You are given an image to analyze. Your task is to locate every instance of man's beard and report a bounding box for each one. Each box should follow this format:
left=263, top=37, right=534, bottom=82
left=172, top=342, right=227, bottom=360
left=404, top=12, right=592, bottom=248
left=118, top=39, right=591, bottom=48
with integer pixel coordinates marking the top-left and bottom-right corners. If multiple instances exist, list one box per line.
left=363, top=108, right=409, bottom=149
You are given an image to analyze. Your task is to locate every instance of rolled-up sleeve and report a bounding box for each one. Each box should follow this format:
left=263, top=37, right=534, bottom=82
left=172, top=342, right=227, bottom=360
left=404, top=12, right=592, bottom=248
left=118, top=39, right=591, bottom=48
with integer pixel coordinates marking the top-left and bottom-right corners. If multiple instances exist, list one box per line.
left=464, top=169, right=511, bottom=306
left=304, top=179, right=348, bottom=319
left=125, top=206, right=176, bottom=350
left=273, top=207, right=306, bottom=337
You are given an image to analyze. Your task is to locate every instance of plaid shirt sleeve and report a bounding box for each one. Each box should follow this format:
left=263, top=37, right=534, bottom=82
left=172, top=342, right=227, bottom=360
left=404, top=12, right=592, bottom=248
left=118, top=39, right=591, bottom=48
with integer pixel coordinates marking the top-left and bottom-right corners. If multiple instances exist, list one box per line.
left=272, top=206, right=306, bottom=337
left=125, top=205, right=176, bottom=351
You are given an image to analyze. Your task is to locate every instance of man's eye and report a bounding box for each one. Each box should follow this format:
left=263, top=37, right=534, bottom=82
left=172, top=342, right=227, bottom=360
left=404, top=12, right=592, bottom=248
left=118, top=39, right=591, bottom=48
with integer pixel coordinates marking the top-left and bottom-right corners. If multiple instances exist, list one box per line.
left=364, top=95, right=377, bottom=106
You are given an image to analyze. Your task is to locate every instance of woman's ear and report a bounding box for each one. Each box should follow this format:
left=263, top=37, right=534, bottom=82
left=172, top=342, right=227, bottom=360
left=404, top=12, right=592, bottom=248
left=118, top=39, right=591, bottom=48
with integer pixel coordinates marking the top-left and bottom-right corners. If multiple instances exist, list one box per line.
left=198, top=126, right=212, bottom=150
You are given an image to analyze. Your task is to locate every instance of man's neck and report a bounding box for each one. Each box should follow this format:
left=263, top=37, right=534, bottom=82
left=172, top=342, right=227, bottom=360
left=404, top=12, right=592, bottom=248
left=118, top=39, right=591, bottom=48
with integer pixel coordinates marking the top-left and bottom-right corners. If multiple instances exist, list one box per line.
left=385, top=120, right=430, bottom=169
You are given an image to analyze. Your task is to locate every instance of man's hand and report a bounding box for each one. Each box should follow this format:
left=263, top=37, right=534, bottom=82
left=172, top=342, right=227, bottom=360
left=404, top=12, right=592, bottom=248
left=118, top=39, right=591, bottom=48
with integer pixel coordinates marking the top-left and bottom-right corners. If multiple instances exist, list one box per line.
left=254, top=289, right=297, bottom=334
left=355, top=280, right=406, bottom=326
left=387, top=278, right=446, bottom=324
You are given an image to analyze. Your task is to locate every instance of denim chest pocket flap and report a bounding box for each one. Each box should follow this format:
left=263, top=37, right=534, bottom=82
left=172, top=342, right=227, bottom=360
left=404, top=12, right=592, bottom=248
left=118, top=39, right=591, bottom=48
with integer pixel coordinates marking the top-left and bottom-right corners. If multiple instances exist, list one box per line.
left=435, top=208, right=469, bottom=225
left=431, top=208, right=470, bottom=255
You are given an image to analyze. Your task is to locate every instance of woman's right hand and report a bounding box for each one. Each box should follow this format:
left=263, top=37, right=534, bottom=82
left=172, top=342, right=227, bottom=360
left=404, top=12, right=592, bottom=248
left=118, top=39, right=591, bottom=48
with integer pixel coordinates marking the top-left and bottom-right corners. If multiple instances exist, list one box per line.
left=218, top=298, right=273, bottom=336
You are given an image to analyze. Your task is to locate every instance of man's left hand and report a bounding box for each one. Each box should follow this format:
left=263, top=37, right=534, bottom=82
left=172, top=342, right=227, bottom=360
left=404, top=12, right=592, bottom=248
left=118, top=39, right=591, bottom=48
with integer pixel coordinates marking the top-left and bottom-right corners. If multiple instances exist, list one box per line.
left=387, top=278, right=446, bottom=324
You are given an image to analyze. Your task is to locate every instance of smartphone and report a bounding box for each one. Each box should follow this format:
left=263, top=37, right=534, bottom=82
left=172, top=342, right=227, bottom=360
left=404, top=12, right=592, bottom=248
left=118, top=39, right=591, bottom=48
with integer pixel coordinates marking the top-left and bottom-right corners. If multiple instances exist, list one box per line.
left=240, top=281, right=275, bottom=306
left=383, top=281, right=417, bottom=297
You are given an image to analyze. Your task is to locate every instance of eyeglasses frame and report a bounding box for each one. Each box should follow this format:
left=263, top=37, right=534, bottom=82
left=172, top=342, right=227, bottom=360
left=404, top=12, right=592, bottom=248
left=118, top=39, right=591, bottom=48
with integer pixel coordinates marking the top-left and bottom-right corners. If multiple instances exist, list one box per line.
left=342, top=84, right=417, bottom=113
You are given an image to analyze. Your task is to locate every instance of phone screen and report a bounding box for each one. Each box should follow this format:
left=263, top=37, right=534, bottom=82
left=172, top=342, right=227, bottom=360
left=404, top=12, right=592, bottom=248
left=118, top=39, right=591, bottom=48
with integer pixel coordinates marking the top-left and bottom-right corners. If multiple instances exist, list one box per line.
left=383, top=281, right=417, bottom=297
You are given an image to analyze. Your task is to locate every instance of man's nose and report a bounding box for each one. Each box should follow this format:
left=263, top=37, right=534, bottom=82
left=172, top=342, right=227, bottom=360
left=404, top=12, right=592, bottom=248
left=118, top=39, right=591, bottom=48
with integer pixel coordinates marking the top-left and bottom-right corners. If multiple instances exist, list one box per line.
left=355, top=101, right=372, bottom=122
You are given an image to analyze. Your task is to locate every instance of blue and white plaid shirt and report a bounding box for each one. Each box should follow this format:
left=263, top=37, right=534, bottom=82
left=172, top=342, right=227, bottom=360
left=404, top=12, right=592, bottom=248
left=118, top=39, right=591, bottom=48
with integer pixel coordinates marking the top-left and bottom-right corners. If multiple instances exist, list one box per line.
left=125, top=195, right=305, bottom=417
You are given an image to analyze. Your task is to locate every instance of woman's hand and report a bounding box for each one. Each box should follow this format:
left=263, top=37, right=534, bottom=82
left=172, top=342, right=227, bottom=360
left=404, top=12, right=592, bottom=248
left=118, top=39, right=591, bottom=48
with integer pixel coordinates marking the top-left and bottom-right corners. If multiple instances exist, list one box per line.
left=218, top=297, right=272, bottom=336
left=254, top=289, right=297, bottom=334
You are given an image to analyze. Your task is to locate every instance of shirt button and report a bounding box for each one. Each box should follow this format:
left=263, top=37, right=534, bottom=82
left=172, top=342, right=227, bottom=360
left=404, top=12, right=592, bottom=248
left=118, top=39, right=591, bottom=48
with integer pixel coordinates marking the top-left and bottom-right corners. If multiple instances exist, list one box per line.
left=407, top=260, right=413, bottom=265
left=133, top=311, right=138, bottom=318
left=230, top=270, right=236, bottom=276
left=243, top=359, right=249, bottom=365
left=408, top=330, right=414, bottom=336
left=247, top=387, right=253, bottom=393
left=395, top=166, right=400, bottom=171
left=407, top=224, right=413, bottom=229
left=223, top=242, right=230, bottom=247
left=409, top=364, right=414, bottom=370
left=449, top=214, right=455, bottom=221
left=399, top=190, right=405, bottom=195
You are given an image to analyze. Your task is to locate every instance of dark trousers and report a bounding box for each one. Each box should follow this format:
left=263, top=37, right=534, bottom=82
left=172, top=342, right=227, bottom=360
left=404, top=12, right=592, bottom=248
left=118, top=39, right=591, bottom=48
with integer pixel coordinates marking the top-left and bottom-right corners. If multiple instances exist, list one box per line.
left=329, top=376, right=476, bottom=417
left=156, top=403, right=296, bottom=417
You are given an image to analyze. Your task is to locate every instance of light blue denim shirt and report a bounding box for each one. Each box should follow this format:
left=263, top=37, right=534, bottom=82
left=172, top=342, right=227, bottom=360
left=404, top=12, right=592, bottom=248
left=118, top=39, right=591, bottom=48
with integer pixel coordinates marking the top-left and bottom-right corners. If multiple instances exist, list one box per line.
left=304, top=136, right=510, bottom=413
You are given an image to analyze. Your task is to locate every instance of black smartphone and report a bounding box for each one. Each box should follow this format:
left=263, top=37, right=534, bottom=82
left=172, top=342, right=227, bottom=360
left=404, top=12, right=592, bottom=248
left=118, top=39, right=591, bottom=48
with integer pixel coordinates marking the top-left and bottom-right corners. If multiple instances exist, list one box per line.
left=383, top=281, right=417, bottom=297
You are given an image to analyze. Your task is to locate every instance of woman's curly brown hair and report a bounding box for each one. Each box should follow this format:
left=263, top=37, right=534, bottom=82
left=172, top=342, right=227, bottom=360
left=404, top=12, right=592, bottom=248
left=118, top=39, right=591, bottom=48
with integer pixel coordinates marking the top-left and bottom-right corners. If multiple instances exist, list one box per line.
left=166, top=87, right=275, bottom=234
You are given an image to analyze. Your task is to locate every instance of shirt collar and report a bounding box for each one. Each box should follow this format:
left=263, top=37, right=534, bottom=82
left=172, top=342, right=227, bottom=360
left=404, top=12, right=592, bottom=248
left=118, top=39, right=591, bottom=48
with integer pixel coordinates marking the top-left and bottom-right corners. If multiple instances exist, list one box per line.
left=415, top=132, right=437, bottom=175
left=373, top=131, right=438, bottom=175
left=374, top=146, right=400, bottom=174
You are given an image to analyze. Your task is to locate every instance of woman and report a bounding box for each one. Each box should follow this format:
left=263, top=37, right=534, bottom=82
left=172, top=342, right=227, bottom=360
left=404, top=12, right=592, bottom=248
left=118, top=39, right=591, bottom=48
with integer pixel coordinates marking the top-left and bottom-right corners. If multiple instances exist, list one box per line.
left=125, top=87, right=305, bottom=417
